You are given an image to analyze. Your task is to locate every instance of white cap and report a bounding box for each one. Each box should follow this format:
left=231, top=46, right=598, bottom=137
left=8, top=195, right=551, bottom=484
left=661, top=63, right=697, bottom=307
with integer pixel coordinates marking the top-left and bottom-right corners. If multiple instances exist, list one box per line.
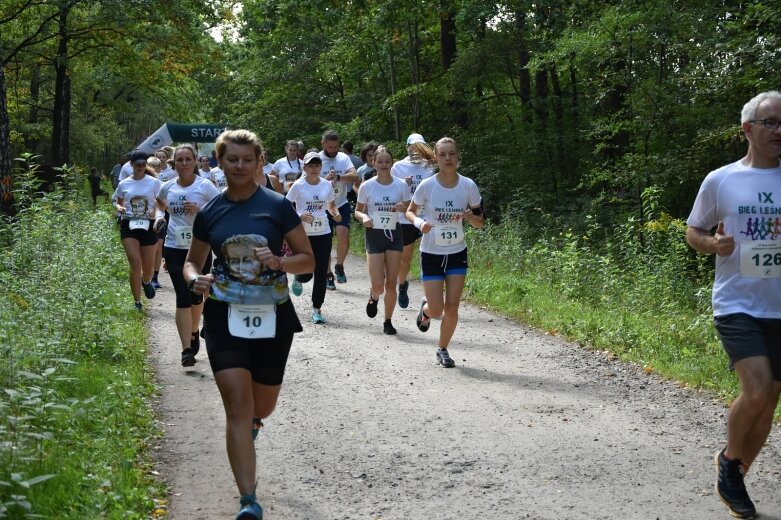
left=406, top=133, right=425, bottom=145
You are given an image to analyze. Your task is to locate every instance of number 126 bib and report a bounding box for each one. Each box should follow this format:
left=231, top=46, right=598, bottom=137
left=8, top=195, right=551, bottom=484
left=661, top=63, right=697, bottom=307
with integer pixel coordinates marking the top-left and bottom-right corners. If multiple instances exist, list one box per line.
left=740, top=240, right=781, bottom=278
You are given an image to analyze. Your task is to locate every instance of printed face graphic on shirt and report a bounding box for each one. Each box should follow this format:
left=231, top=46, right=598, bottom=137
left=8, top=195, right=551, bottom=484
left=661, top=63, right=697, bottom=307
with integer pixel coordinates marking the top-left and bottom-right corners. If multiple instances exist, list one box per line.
left=130, top=195, right=148, bottom=217
left=221, top=234, right=268, bottom=284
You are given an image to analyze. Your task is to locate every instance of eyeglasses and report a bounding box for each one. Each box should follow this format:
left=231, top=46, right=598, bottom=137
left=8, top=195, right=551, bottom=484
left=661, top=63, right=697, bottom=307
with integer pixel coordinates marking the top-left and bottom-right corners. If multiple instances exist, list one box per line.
left=749, top=119, right=781, bottom=129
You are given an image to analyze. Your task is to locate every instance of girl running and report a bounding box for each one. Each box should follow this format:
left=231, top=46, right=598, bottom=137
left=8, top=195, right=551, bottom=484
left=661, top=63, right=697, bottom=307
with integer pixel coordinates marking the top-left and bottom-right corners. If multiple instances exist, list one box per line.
left=354, top=146, right=410, bottom=334
left=112, top=149, right=160, bottom=311
left=405, top=137, right=484, bottom=367
left=155, top=144, right=221, bottom=366
left=285, top=151, right=342, bottom=324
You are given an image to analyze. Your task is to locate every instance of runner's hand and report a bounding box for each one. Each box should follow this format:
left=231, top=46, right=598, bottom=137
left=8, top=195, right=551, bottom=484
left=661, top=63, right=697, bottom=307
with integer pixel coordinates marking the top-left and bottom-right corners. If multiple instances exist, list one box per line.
left=191, top=274, right=214, bottom=296
left=714, top=221, right=734, bottom=256
left=301, top=213, right=314, bottom=224
left=362, top=217, right=373, bottom=228
left=253, top=246, right=281, bottom=269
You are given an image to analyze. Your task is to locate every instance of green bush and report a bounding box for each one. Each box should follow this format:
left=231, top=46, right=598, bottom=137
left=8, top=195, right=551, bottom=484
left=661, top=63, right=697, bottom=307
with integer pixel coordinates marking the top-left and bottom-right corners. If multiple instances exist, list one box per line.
left=0, top=161, right=162, bottom=518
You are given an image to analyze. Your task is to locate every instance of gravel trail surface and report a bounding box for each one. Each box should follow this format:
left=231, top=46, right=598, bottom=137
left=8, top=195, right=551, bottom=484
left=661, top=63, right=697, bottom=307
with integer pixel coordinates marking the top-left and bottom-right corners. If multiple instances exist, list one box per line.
left=149, top=253, right=781, bottom=520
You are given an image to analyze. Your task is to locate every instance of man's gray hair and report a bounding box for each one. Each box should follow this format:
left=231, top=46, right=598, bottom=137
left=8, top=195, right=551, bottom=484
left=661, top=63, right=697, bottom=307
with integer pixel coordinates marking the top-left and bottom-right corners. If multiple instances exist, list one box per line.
left=741, top=91, right=781, bottom=123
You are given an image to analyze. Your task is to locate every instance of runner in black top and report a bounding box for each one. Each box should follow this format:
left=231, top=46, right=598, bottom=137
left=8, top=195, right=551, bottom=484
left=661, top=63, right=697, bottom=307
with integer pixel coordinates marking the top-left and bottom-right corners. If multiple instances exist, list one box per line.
left=184, top=129, right=314, bottom=520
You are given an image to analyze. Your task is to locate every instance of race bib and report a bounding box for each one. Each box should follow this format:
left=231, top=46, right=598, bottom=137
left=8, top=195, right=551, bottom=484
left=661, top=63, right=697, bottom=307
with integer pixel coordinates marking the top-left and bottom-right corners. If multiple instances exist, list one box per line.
left=175, top=226, right=193, bottom=247
left=740, top=240, right=781, bottom=278
left=128, top=219, right=150, bottom=231
left=303, top=216, right=328, bottom=235
left=373, top=210, right=398, bottom=230
left=434, top=223, right=464, bottom=247
left=228, top=304, right=276, bottom=339
left=333, top=182, right=344, bottom=198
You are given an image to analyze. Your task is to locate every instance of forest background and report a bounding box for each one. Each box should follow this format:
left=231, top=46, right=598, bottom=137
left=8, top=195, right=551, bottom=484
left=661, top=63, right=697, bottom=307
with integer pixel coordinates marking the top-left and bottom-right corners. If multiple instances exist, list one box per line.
left=1, top=0, right=780, bottom=517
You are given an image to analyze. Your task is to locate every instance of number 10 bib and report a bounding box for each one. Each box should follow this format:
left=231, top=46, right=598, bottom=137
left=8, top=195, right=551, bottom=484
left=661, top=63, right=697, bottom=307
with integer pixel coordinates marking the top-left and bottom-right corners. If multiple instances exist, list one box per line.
left=228, top=304, right=277, bottom=338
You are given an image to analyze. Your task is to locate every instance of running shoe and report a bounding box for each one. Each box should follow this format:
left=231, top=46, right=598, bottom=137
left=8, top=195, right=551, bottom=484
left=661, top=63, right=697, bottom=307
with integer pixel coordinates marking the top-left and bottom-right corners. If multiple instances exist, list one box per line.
left=134, top=301, right=143, bottom=312
left=715, top=449, right=755, bottom=519
left=181, top=348, right=196, bottom=367
left=151, top=279, right=162, bottom=289
left=311, top=309, right=326, bottom=324
left=436, top=348, right=455, bottom=368
left=366, top=294, right=378, bottom=318
left=142, top=281, right=156, bottom=300
left=251, top=418, right=264, bottom=441
left=190, top=331, right=200, bottom=357
left=326, top=272, right=336, bottom=290
left=291, top=275, right=303, bottom=296
left=398, top=281, right=409, bottom=309
left=416, top=299, right=430, bottom=332
left=236, top=494, right=263, bottom=520
left=335, top=263, right=347, bottom=283
left=383, top=320, right=397, bottom=335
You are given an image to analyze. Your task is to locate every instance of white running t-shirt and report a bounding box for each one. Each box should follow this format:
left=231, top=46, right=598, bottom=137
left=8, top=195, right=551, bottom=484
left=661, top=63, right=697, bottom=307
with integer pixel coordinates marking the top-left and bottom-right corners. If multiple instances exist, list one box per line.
left=357, top=177, right=409, bottom=229
left=286, top=177, right=335, bottom=236
left=112, top=174, right=161, bottom=220
left=271, top=157, right=304, bottom=193
left=687, top=160, right=781, bottom=318
left=391, top=156, right=434, bottom=225
left=158, top=176, right=221, bottom=249
left=318, top=151, right=354, bottom=209
left=412, top=174, right=482, bottom=255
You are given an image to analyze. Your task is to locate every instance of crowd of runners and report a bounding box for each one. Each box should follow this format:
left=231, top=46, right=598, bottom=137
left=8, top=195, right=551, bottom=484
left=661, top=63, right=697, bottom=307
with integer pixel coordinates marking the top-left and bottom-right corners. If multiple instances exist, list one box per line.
left=110, top=128, right=484, bottom=519
left=107, top=89, right=781, bottom=520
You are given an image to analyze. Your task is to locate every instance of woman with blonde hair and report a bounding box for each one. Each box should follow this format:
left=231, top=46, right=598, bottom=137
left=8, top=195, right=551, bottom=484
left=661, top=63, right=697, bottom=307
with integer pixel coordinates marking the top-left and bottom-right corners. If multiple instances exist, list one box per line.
left=405, top=137, right=484, bottom=368
left=184, top=129, right=314, bottom=519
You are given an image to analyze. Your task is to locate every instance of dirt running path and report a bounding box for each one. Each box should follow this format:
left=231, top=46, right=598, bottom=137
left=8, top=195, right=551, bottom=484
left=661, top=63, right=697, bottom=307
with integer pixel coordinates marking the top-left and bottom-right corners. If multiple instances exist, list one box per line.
left=149, top=253, right=781, bottom=520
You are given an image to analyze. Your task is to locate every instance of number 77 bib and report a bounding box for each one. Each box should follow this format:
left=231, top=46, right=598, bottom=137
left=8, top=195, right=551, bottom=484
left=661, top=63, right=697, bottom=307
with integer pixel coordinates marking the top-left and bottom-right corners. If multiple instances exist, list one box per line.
left=740, top=240, right=781, bottom=278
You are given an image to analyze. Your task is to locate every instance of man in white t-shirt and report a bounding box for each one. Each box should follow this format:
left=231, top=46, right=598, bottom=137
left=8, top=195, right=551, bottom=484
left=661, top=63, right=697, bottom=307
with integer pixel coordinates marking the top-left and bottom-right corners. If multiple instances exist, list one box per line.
left=686, top=91, right=781, bottom=520
left=319, top=130, right=358, bottom=288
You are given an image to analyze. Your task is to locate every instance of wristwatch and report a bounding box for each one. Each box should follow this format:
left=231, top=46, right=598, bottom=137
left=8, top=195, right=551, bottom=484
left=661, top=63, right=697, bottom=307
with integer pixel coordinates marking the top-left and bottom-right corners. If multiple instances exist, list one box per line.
left=187, top=274, right=200, bottom=290
left=336, top=174, right=341, bottom=182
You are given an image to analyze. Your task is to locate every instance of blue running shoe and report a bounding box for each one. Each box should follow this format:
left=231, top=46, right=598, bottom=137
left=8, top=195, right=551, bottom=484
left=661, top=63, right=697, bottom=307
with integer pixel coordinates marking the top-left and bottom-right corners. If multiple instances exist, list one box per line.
left=236, top=493, right=263, bottom=520
left=335, top=263, right=347, bottom=283
left=291, top=275, right=303, bottom=296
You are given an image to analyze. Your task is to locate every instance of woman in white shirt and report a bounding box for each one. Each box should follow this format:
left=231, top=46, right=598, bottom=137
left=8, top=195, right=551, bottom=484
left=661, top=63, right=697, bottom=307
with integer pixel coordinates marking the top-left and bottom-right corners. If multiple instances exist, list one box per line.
left=405, top=137, right=484, bottom=368
left=354, top=146, right=410, bottom=335
left=112, top=149, right=160, bottom=311
left=285, top=152, right=341, bottom=324
left=155, top=144, right=221, bottom=366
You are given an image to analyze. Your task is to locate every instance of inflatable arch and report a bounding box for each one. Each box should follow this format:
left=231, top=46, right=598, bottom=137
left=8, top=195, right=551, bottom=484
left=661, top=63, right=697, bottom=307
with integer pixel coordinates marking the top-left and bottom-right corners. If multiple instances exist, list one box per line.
left=133, top=123, right=228, bottom=154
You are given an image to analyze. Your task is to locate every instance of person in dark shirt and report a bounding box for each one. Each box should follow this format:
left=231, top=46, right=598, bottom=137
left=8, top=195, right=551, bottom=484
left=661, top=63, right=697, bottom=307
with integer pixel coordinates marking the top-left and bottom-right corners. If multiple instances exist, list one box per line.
left=88, top=167, right=108, bottom=205
left=184, top=129, right=314, bottom=520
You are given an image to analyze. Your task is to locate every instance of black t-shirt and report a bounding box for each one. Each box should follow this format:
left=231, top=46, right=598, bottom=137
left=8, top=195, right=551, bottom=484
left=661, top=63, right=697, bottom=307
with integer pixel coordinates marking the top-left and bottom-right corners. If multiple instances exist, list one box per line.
left=193, top=186, right=301, bottom=304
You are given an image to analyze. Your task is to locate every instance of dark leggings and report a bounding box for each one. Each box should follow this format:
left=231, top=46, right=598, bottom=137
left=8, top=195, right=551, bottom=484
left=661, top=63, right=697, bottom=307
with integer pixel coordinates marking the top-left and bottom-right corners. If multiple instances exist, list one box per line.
left=297, top=232, right=332, bottom=310
left=164, top=247, right=212, bottom=308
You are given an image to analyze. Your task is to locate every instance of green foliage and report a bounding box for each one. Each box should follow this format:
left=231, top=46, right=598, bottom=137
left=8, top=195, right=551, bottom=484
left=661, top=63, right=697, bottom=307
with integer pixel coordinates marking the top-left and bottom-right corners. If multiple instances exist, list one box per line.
left=0, top=161, right=162, bottom=518
left=463, top=211, right=743, bottom=401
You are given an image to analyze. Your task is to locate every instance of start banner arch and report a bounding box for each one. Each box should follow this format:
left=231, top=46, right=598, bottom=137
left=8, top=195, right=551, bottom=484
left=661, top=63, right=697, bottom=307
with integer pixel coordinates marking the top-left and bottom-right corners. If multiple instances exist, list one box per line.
left=134, top=123, right=228, bottom=154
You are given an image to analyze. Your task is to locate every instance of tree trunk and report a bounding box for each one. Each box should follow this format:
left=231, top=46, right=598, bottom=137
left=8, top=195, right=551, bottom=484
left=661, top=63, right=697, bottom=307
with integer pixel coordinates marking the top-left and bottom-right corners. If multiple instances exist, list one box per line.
left=408, top=18, right=421, bottom=129
left=388, top=35, right=401, bottom=140
left=439, top=0, right=467, bottom=129
left=0, top=65, right=15, bottom=217
left=515, top=11, right=531, bottom=123
left=50, top=6, right=69, bottom=166
left=62, top=72, right=71, bottom=164
left=27, top=64, right=42, bottom=155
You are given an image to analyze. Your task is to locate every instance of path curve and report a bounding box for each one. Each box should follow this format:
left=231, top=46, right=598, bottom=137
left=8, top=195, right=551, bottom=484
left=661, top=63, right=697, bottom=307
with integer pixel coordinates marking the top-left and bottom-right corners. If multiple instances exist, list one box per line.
left=149, top=253, right=781, bottom=520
